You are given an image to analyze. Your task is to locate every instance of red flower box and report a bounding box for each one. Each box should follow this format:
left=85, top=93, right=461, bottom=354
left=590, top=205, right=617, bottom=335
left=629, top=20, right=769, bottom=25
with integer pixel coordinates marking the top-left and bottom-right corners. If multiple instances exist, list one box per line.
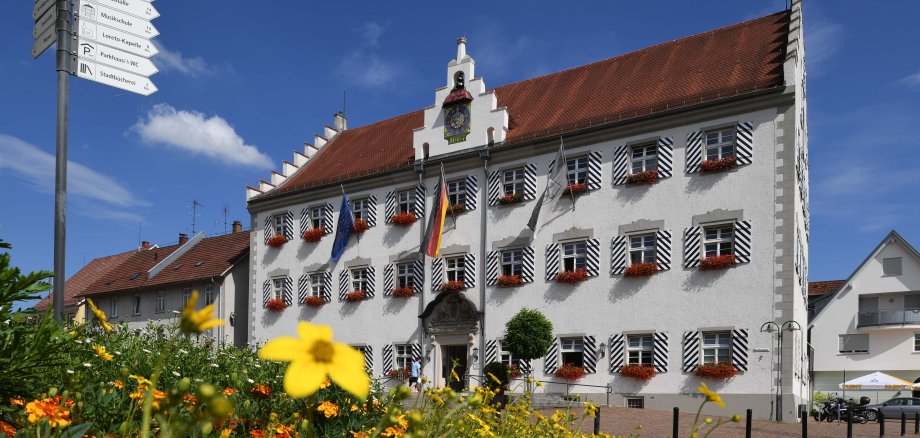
left=496, top=274, right=524, bottom=287
left=700, top=156, right=737, bottom=173
left=508, top=363, right=522, bottom=379
left=498, top=193, right=524, bottom=205
left=439, top=280, right=466, bottom=293
left=391, top=286, right=415, bottom=298
left=447, top=204, right=466, bottom=215
left=554, top=268, right=589, bottom=284
left=554, top=363, right=587, bottom=381
left=267, top=235, right=287, bottom=248
left=302, top=227, right=325, bottom=243
left=694, top=363, right=737, bottom=380
left=626, top=170, right=659, bottom=185
left=265, top=298, right=287, bottom=312
left=352, top=218, right=369, bottom=234
left=561, top=182, right=588, bottom=196
left=619, top=364, right=657, bottom=381
left=387, top=367, right=410, bottom=380
left=698, top=254, right=736, bottom=271
left=304, top=296, right=325, bottom=308
left=390, top=212, right=417, bottom=226
left=345, top=290, right=367, bottom=302
left=624, top=262, right=658, bottom=278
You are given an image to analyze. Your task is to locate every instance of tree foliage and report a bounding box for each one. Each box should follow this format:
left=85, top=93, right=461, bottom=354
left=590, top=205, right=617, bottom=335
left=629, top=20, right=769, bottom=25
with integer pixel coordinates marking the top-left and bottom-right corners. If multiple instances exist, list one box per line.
left=503, top=308, right=553, bottom=362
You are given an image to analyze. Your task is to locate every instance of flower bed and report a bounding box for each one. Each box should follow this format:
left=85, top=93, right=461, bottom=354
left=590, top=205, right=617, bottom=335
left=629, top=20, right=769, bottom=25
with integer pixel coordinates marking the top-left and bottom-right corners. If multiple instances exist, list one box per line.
left=390, top=212, right=417, bottom=226
left=265, top=298, right=287, bottom=312
left=694, top=363, right=737, bottom=380
left=439, top=280, right=466, bottom=293
left=302, top=227, right=325, bottom=243
left=387, top=367, right=411, bottom=380
left=624, top=262, right=657, bottom=278
left=496, top=274, right=524, bottom=287
left=447, top=203, right=467, bottom=215
left=619, top=364, right=657, bottom=381
left=267, top=235, right=288, bottom=248
left=698, top=254, right=736, bottom=271
left=498, top=193, right=524, bottom=205
left=554, top=268, right=588, bottom=284
left=345, top=290, right=367, bottom=302
left=390, top=286, right=415, bottom=298
left=626, top=170, right=659, bottom=185
left=554, top=363, right=587, bottom=381
left=561, top=182, right=587, bottom=196
left=352, top=218, right=369, bottom=234
left=304, top=295, right=325, bottom=308
left=700, top=156, right=737, bottom=173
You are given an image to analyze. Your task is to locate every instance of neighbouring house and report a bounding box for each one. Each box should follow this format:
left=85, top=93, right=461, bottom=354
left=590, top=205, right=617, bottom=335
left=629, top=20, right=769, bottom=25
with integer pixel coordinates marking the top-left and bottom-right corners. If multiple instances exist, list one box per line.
left=808, top=280, right=845, bottom=318
left=245, top=3, right=809, bottom=420
left=810, top=230, right=920, bottom=402
left=77, top=223, right=250, bottom=346
left=33, top=250, right=135, bottom=322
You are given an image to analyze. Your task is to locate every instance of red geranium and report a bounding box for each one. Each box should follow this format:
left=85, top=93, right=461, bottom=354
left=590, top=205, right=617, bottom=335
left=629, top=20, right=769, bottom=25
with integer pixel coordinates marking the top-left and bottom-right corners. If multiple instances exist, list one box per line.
left=302, top=227, right=325, bottom=243
left=694, top=363, right=737, bottom=379
left=498, top=193, right=524, bottom=205
left=304, top=295, right=325, bottom=308
left=387, top=367, right=410, bottom=380
left=352, top=218, right=369, bottom=233
left=267, top=235, right=287, bottom=248
left=391, top=286, right=415, bottom=298
left=619, top=364, right=657, bottom=381
left=561, top=182, right=588, bottom=196
left=699, top=254, right=736, bottom=271
left=496, top=274, right=524, bottom=287
left=626, top=170, right=659, bottom=185
left=700, top=156, right=737, bottom=173
left=439, top=280, right=466, bottom=293
left=447, top=204, right=467, bottom=215
left=624, top=262, right=658, bottom=278
left=390, top=212, right=417, bottom=226
left=508, top=363, right=522, bottom=379
left=345, top=290, right=366, bottom=302
left=554, top=363, right=587, bottom=381
left=265, top=298, right=287, bottom=312
left=554, top=268, right=589, bottom=284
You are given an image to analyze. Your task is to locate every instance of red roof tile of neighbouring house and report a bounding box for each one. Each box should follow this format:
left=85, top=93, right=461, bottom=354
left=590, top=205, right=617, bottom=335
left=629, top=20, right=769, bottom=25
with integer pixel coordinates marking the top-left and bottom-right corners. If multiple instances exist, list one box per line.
left=78, top=244, right=182, bottom=296
left=33, top=250, right=135, bottom=311
left=142, top=231, right=249, bottom=289
left=808, top=280, right=846, bottom=297
left=265, top=11, right=789, bottom=198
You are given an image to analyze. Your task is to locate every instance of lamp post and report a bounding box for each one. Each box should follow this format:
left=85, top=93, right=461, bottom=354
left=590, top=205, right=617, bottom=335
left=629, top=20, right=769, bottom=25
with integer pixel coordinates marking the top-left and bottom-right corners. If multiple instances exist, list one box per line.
left=761, top=322, right=780, bottom=421
left=761, top=320, right=802, bottom=422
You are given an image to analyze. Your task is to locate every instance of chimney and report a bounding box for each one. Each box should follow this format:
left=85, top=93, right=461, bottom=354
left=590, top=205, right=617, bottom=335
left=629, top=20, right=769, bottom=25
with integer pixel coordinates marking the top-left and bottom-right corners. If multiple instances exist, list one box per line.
left=334, top=111, right=347, bottom=132
left=232, top=220, right=243, bottom=233
left=178, top=233, right=189, bottom=245
left=456, top=37, right=467, bottom=62
left=140, top=241, right=151, bottom=250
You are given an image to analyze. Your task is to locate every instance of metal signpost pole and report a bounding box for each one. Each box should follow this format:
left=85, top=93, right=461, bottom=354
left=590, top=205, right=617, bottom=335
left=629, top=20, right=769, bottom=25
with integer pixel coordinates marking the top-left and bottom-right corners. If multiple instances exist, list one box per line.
left=52, top=0, right=74, bottom=322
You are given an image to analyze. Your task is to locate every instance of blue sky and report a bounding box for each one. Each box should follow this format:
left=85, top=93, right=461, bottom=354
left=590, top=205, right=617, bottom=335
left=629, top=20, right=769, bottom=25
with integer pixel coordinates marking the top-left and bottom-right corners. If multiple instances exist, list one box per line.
left=2, top=1, right=919, bottom=305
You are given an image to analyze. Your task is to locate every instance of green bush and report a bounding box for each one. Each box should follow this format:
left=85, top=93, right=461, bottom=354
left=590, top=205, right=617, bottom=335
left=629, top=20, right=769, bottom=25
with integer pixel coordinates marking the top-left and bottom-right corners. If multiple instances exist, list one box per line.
left=482, top=362, right=509, bottom=391
left=503, top=308, right=554, bottom=363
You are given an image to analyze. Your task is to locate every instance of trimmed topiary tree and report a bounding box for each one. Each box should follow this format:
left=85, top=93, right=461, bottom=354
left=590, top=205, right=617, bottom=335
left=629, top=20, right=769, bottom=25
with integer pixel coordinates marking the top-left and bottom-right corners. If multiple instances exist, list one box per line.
left=503, top=308, right=553, bottom=394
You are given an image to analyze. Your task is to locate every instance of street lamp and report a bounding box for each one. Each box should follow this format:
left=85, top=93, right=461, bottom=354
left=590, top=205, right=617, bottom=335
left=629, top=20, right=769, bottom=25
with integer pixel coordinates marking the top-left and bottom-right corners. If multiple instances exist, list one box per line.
left=761, top=322, right=780, bottom=421
left=761, top=320, right=802, bottom=422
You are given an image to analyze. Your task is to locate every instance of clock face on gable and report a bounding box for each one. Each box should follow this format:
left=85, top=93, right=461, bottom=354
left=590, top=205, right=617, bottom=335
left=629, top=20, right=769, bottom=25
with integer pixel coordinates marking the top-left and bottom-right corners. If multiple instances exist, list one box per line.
left=444, top=103, right=471, bottom=144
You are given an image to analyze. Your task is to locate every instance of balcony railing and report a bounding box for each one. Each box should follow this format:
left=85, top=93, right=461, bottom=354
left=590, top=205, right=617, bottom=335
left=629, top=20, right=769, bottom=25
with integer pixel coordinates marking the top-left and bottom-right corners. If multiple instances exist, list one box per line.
left=857, top=308, right=920, bottom=327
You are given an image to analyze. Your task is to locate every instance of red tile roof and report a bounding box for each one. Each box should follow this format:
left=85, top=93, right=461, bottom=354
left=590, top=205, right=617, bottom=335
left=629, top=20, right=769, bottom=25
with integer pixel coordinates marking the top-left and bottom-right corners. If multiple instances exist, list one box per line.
left=33, top=250, right=135, bottom=311
left=808, top=280, right=846, bottom=297
left=142, top=231, right=249, bottom=289
left=78, top=243, right=181, bottom=296
left=268, top=11, right=789, bottom=197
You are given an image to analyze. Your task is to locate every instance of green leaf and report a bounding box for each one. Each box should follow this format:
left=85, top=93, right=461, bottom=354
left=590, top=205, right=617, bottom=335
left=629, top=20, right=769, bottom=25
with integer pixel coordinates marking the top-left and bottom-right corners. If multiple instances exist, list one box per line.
left=59, top=423, right=94, bottom=438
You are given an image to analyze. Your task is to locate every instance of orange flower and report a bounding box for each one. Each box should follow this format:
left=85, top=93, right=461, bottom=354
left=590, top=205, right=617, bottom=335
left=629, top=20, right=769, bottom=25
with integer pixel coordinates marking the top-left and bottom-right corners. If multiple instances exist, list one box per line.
left=129, top=389, right=167, bottom=410
left=0, top=419, right=16, bottom=436
left=249, top=384, right=272, bottom=398
left=113, top=379, right=124, bottom=390
left=249, top=431, right=265, bottom=438
left=319, top=379, right=331, bottom=389
left=223, top=387, right=235, bottom=396
left=317, top=400, right=339, bottom=418
left=9, top=397, right=24, bottom=406
left=182, top=393, right=197, bottom=405
left=25, top=396, right=72, bottom=428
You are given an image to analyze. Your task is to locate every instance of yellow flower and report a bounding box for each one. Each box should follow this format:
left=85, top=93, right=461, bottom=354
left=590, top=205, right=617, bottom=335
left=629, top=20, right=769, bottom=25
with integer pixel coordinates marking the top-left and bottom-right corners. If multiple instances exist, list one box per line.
left=317, top=401, right=339, bottom=418
left=697, top=382, right=725, bottom=408
left=86, top=299, right=113, bottom=333
left=113, top=379, right=124, bottom=390
left=129, top=374, right=153, bottom=388
left=451, top=368, right=460, bottom=382
left=179, top=290, right=224, bottom=334
left=583, top=401, right=598, bottom=418
left=92, top=344, right=113, bottom=361
left=258, top=322, right=370, bottom=399
left=219, top=428, right=232, bottom=438
left=351, top=404, right=359, bottom=412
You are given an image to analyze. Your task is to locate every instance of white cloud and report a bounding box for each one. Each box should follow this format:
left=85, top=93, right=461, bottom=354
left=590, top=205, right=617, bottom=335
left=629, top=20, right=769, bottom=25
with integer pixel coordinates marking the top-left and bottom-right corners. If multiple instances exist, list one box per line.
left=133, top=104, right=273, bottom=169
left=152, top=42, right=213, bottom=77
left=805, top=17, right=843, bottom=76
left=334, top=22, right=403, bottom=89
left=0, top=134, right=147, bottom=210
left=899, top=71, right=920, bottom=90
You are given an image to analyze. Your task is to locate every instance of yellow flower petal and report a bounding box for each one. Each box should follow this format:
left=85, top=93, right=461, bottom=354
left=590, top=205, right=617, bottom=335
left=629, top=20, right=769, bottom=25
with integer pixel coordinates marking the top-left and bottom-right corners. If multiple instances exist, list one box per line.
left=329, top=344, right=370, bottom=399
left=283, top=360, right=326, bottom=398
left=297, top=322, right=332, bottom=344
left=259, top=337, right=304, bottom=362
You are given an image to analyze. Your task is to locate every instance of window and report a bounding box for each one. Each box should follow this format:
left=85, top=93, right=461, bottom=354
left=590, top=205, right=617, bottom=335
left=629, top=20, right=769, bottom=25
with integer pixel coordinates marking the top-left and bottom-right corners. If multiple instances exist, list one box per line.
left=914, top=333, right=920, bottom=352
left=65, top=313, right=75, bottom=321
left=352, top=198, right=369, bottom=221
left=705, top=127, right=735, bottom=161
left=625, top=397, right=645, bottom=409
left=310, top=206, right=324, bottom=229
left=702, top=332, right=731, bottom=364
left=566, top=156, right=588, bottom=185
left=182, top=288, right=192, bottom=308
left=397, top=190, right=413, bottom=214
left=627, top=335, right=653, bottom=365
left=351, top=268, right=369, bottom=292
left=704, top=226, right=734, bottom=257
left=273, top=214, right=284, bottom=236
left=394, top=344, right=413, bottom=370
left=309, top=273, right=325, bottom=298
left=502, top=168, right=525, bottom=196
left=204, top=285, right=216, bottom=306
left=446, top=256, right=466, bottom=283
left=883, top=257, right=902, bottom=276
left=272, top=278, right=284, bottom=300
left=447, top=180, right=467, bottom=207
left=560, top=337, right=584, bottom=367
left=838, top=334, right=869, bottom=354
left=109, top=297, right=118, bottom=318
left=155, top=291, right=165, bottom=313
left=630, top=144, right=657, bottom=174
left=396, top=263, right=415, bottom=289
left=132, top=296, right=141, bottom=315
left=629, top=234, right=656, bottom=264
left=501, top=249, right=523, bottom=276
left=499, top=345, right=517, bottom=368
left=562, top=241, right=586, bottom=271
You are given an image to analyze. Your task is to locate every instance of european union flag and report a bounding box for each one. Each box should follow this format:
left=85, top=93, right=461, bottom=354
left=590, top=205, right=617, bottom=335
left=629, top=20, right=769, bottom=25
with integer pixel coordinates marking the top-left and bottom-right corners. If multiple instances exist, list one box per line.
left=330, top=193, right=355, bottom=262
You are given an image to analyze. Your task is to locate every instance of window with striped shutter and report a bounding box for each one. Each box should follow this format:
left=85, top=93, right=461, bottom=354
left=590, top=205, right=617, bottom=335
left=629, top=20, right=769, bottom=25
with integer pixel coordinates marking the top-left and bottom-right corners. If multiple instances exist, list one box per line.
left=384, top=264, right=395, bottom=296
left=431, top=257, right=444, bottom=291
left=608, top=334, right=624, bottom=373
left=731, top=329, right=749, bottom=372
left=282, top=211, right=294, bottom=240
left=413, top=183, right=426, bottom=218
left=262, top=279, right=271, bottom=306
left=544, top=338, right=559, bottom=374
left=657, top=137, right=674, bottom=179
left=521, top=246, right=535, bottom=283
left=683, top=227, right=703, bottom=269
left=652, top=332, right=669, bottom=373
left=547, top=240, right=600, bottom=280
left=382, top=345, right=393, bottom=373
left=282, top=276, right=293, bottom=306
left=681, top=331, right=701, bottom=372
left=583, top=335, right=598, bottom=374
left=487, top=165, right=537, bottom=205
left=687, top=122, right=753, bottom=173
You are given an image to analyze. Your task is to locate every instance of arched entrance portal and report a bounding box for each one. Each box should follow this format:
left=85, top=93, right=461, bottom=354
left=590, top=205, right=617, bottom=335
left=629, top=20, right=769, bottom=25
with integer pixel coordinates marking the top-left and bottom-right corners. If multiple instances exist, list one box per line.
left=420, top=292, right=480, bottom=392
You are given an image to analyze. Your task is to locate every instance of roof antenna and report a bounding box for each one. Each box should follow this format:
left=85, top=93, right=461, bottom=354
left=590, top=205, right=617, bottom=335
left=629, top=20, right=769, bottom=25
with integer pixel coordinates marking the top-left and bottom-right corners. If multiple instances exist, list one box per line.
left=223, top=202, right=229, bottom=234
left=189, top=200, right=204, bottom=234
left=137, top=220, right=142, bottom=250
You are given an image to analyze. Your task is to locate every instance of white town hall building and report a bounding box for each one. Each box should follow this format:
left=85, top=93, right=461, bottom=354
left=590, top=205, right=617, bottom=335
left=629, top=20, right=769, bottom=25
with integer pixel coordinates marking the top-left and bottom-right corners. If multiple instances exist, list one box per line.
left=245, top=3, right=811, bottom=420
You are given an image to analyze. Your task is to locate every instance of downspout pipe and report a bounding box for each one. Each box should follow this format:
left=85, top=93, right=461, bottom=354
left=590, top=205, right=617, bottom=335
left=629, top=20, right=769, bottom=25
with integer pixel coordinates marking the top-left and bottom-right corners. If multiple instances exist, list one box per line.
left=478, top=148, right=490, bottom=376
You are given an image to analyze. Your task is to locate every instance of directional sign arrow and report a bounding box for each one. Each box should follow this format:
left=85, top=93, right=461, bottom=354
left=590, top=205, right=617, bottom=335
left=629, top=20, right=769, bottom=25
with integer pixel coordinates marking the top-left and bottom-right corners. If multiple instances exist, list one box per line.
left=32, top=23, right=57, bottom=59
left=76, top=59, right=157, bottom=96
left=78, top=1, right=159, bottom=39
left=78, top=21, right=158, bottom=58
left=86, top=0, right=159, bottom=20
left=33, top=0, right=56, bottom=21
left=33, top=7, right=57, bottom=38
left=77, top=39, right=158, bottom=77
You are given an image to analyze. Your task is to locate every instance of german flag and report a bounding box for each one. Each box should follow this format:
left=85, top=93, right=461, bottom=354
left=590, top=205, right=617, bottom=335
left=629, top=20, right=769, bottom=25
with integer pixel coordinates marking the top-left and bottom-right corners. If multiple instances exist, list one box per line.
left=422, top=173, right=449, bottom=257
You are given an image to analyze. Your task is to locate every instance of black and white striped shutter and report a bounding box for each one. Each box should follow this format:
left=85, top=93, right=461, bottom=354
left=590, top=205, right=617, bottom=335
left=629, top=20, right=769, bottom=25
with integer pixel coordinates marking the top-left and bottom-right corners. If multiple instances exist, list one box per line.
left=518, top=359, right=533, bottom=375
left=463, top=253, right=476, bottom=289
left=608, top=334, right=624, bottom=373
left=485, top=339, right=498, bottom=365
left=360, top=346, right=374, bottom=373
left=521, top=246, right=535, bottom=283
left=412, top=259, right=424, bottom=292
left=731, top=329, right=749, bottom=372
left=282, top=276, right=294, bottom=306
left=487, top=170, right=501, bottom=205
left=585, top=238, right=600, bottom=277
left=262, top=279, right=271, bottom=306
left=610, top=236, right=627, bottom=275
left=463, top=175, right=478, bottom=210
left=612, top=145, right=629, bottom=185
left=383, top=264, right=394, bottom=296
left=283, top=211, right=294, bottom=240
left=365, top=266, right=376, bottom=298
left=734, top=122, right=753, bottom=166
left=431, top=258, right=444, bottom=291
left=683, top=227, right=702, bottom=269
left=263, top=216, right=272, bottom=244
left=413, top=183, right=426, bottom=218
left=383, top=345, right=394, bottom=372
left=586, top=151, right=602, bottom=191
left=655, top=230, right=672, bottom=271
left=299, top=208, right=310, bottom=236
left=366, top=195, right=377, bottom=227
left=385, top=191, right=396, bottom=223
left=583, top=335, right=598, bottom=374
left=297, top=274, right=309, bottom=304
left=338, top=270, right=349, bottom=300
left=322, top=203, right=334, bottom=235
left=681, top=331, right=701, bottom=373
left=686, top=131, right=703, bottom=174
left=653, top=332, right=669, bottom=373
left=523, top=163, right=537, bottom=200
left=322, top=272, right=332, bottom=302
left=657, top=137, right=674, bottom=179
left=545, top=244, right=560, bottom=281
left=486, top=251, right=500, bottom=285
left=733, top=220, right=752, bottom=264
left=544, top=338, right=559, bottom=374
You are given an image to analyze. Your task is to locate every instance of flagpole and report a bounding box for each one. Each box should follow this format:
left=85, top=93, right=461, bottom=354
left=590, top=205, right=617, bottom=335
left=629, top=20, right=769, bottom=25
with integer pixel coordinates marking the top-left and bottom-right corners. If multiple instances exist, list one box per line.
left=560, top=136, right=575, bottom=209
left=441, top=163, right=456, bottom=223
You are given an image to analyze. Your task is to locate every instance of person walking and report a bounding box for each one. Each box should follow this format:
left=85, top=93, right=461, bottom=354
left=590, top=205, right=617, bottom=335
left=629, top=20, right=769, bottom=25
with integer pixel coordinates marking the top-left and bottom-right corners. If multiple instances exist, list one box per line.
left=410, top=357, right=422, bottom=391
